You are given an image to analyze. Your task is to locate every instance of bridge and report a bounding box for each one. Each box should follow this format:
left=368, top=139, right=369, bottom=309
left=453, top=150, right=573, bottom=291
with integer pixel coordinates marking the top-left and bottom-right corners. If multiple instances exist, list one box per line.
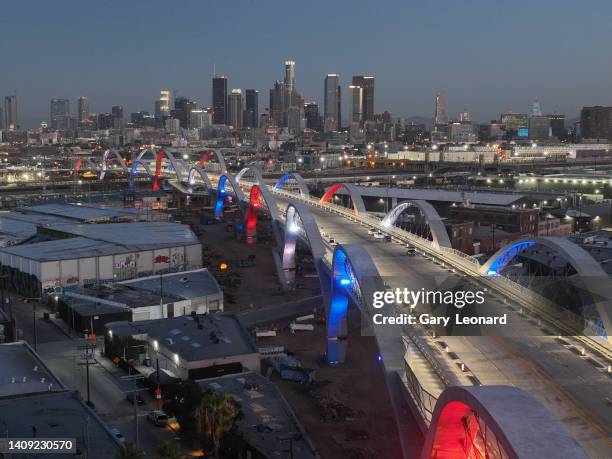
left=80, top=149, right=611, bottom=458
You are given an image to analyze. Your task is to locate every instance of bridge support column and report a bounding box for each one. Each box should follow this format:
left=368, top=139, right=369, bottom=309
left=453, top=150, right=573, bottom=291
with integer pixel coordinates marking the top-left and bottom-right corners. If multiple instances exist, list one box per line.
left=326, top=288, right=349, bottom=364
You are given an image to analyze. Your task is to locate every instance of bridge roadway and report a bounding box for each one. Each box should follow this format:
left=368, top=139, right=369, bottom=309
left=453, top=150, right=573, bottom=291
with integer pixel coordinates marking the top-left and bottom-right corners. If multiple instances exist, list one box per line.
left=270, top=194, right=612, bottom=457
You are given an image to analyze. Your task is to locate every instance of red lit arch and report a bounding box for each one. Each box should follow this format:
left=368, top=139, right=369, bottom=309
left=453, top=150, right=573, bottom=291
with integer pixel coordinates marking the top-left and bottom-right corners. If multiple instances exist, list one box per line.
left=319, top=182, right=367, bottom=215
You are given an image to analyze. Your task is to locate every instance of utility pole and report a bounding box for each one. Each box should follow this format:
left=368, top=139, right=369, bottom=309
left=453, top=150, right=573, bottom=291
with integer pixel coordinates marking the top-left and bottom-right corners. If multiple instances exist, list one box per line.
left=77, top=341, right=97, bottom=408
left=120, top=373, right=146, bottom=449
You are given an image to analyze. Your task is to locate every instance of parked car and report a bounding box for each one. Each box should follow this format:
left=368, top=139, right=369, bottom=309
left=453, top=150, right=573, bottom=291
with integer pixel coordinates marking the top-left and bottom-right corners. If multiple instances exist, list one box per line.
left=147, top=410, right=169, bottom=427
left=406, top=247, right=416, bottom=256
left=109, top=427, right=125, bottom=444
left=126, top=392, right=145, bottom=406
left=373, top=232, right=384, bottom=239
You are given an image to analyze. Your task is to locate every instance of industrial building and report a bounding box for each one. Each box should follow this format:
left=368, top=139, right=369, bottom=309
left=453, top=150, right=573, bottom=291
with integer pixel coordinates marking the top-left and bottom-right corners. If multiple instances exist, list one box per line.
left=58, top=268, right=223, bottom=334
left=104, top=313, right=259, bottom=380
left=0, top=341, right=120, bottom=458
left=0, top=215, right=202, bottom=296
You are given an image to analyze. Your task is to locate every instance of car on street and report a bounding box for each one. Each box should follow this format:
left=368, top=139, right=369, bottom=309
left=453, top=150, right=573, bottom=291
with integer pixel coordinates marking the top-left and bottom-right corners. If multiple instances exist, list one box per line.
left=373, top=232, right=384, bottom=239
left=109, top=427, right=126, bottom=444
left=147, top=410, right=169, bottom=427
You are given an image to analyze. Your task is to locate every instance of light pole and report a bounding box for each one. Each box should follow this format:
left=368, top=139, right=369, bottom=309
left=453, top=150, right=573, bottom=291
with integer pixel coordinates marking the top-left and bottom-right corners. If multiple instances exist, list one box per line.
left=24, top=297, right=42, bottom=352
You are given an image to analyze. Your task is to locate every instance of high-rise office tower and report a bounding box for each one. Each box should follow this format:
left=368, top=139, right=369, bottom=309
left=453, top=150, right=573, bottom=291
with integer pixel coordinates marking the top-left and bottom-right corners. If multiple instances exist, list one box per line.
left=324, top=74, right=340, bottom=132
left=77, top=97, right=89, bottom=124
left=531, top=98, right=542, bottom=117
left=352, top=76, right=374, bottom=121
left=434, top=92, right=448, bottom=125
left=4, top=95, right=18, bottom=131
left=227, top=89, right=243, bottom=129
left=285, top=61, right=296, bottom=96
left=304, top=102, right=321, bottom=131
left=580, top=106, right=612, bottom=141
left=269, top=81, right=286, bottom=127
left=244, top=89, right=259, bottom=128
left=50, top=98, right=70, bottom=130
left=459, top=111, right=471, bottom=122
left=111, top=105, right=124, bottom=129
left=155, top=90, right=171, bottom=121
left=547, top=113, right=566, bottom=140
left=212, top=76, right=228, bottom=125
left=173, top=97, right=197, bottom=128
left=349, top=85, right=363, bottom=123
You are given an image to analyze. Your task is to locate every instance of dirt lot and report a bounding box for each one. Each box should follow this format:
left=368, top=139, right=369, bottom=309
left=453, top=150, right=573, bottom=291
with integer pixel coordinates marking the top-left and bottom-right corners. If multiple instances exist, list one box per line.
left=261, top=308, right=403, bottom=459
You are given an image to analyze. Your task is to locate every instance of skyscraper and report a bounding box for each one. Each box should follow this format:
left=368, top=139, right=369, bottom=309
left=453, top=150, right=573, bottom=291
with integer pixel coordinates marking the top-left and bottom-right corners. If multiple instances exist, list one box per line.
left=212, top=76, right=228, bottom=125
left=227, top=89, right=243, bottom=129
left=304, top=102, right=321, bottom=131
left=324, top=74, right=340, bottom=132
left=434, top=92, right=448, bottom=126
left=349, top=85, right=363, bottom=123
left=285, top=61, right=296, bottom=97
left=4, top=95, right=18, bottom=131
left=155, top=90, right=171, bottom=121
left=50, top=98, right=70, bottom=130
left=580, top=106, right=612, bottom=141
left=173, top=97, right=197, bottom=128
left=269, top=81, right=286, bottom=127
left=244, top=89, right=259, bottom=128
left=547, top=114, right=566, bottom=140
left=352, top=76, right=374, bottom=121
left=111, top=105, right=124, bottom=129
left=77, top=97, right=89, bottom=124
left=531, top=98, right=542, bottom=117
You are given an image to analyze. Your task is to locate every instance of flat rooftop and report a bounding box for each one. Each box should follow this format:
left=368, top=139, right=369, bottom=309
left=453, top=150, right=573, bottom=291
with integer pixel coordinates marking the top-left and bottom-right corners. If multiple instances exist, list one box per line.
left=200, top=372, right=316, bottom=459
left=65, top=283, right=183, bottom=313
left=22, top=203, right=140, bottom=222
left=0, top=222, right=199, bottom=261
left=106, top=313, right=257, bottom=362
left=0, top=391, right=120, bottom=458
left=120, top=268, right=221, bottom=300
left=0, top=341, right=65, bottom=397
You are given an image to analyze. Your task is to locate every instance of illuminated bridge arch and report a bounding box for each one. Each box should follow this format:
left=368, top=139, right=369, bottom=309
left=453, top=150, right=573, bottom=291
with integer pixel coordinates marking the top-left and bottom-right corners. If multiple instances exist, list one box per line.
left=187, top=167, right=214, bottom=191
left=281, top=203, right=328, bottom=293
left=381, top=200, right=452, bottom=251
left=327, top=244, right=385, bottom=364
left=153, top=149, right=188, bottom=190
left=274, top=172, right=310, bottom=197
left=421, top=385, right=588, bottom=459
left=99, top=150, right=129, bottom=179
left=320, top=183, right=367, bottom=215
left=196, top=149, right=227, bottom=173
left=75, top=158, right=98, bottom=173
left=235, top=165, right=264, bottom=186
left=214, top=174, right=246, bottom=219
left=481, top=236, right=612, bottom=339
left=244, top=184, right=282, bottom=244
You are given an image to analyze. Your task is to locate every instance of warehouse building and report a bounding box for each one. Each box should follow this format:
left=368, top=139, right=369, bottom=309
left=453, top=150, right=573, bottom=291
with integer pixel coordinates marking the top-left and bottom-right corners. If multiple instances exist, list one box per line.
left=58, top=268, right=223, bottom=334
left=105, top=314, right=259, bottom=380
left=0, top=221, right=202, bottom=296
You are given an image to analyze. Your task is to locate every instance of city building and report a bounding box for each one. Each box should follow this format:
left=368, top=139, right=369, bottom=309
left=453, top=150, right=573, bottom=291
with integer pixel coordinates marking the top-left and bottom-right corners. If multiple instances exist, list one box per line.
left=190, top=109, right=212, bottom=129
left=352, top=75, right=374, bottom=121
left=531, top=97, right=542, bottom=116
left=77, top=96, right=89, bottom=124
left=304, top=102, right=321, bottom=131
left=500, top=112, right=528, bottom=134
left=528, top=115, right=551, bottom=141
left=449, top=122, right=477, bottom=143
left=212, top=76, right=228, bottom=125
left=324, top=74, right=340, bottom=132
left=0, top=341, right=120, bottom=457
left=434, top=92, right=448, bottom=126
left=349, top=85, right=363, bottom=123
left=244, top=89, right=259, bottom=128
left=548, top=113, right=566, bottom=140
left=50, top=98, right=70, bottom=130
left=59, top=268, right=223, bottom=333
left=155, top=89, right=171, bottom=121
left=228, top=89, right=243, bottom=129
left=3, top=95, right=18, bottom=131
left=580, top=106, right=612, bottom=141
left=165, top=117, right=180, bottom=133
left=111, top=105, right=124, bottom=129
left=104, top=313, right=260, bottom=380
left=172, top=96, right=197, bottom=129
left=459, top=111, right=471, bottom=122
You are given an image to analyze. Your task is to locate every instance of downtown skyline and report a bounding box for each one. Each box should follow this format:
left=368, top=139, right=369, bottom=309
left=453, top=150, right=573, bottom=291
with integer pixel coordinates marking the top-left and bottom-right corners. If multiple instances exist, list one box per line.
left=2, top=0, right=612, bottom=126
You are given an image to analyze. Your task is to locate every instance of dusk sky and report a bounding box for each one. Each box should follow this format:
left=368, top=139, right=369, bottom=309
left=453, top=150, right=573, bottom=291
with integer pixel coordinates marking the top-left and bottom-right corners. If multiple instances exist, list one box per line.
left=2, top=0, right=611, bottom=127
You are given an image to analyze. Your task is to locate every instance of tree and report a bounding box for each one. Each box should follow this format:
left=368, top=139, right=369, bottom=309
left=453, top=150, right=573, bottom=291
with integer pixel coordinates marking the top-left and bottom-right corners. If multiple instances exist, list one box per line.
left=194, top=390, right=243, bottom=458
left=114, top=443, right=146, bottom=459
left=163, top=380, right=203, bottom=440
left=155, top=440, right=184, bottom=459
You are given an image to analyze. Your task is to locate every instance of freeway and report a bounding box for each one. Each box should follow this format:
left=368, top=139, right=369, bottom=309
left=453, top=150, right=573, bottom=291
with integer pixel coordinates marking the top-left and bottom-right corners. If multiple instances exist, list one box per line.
left=270, top=193, right=612, bottom=457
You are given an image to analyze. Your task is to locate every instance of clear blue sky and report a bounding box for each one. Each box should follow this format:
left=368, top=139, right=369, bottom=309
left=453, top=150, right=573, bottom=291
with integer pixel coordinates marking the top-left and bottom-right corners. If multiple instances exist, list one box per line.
left=2, top=0, right=611, bottom=127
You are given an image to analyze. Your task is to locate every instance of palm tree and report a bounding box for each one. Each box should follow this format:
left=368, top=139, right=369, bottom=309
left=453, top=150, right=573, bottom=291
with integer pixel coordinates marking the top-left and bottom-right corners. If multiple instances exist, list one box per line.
left=114, top=443, right=146, bottom=459
left=194, top=391, right=242, bottom=458
left=155, top=440, right=183, bottom=459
